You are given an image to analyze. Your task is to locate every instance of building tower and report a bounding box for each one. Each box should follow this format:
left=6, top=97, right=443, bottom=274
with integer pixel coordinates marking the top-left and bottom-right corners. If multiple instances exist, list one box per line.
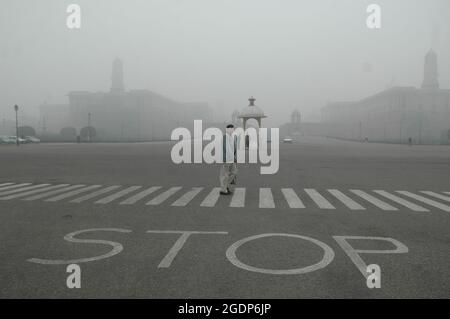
left=111, top=58, right=125, bottom=92
left=421, top=50, right=439, bottom=89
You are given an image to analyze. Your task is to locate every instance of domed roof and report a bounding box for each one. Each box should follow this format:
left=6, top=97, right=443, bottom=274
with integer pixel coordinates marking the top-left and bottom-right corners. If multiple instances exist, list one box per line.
left=238, top=97, right=266, bottom=118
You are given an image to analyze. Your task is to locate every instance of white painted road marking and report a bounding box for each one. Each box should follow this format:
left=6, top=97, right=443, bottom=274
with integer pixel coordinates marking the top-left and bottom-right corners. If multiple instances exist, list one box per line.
left=146, top=186, right=182, bottom=205
left=420, top=191, right=450, bottom=203
left=396, top=191, right=450, bottom=212
left=0, top=183, right=31, bottom=191
left=22, top=184, right=86, bottom=201
left=230, top=188, right=246, bottom=208
left=95, top=186, right=142, bottom=204
left=200, top=188, right=221, bottom=207
left=328, top=189, right=365, bottom=210
left=350, top=190, right=398, bottom=211
left=374, top=190, right=429, bottom=212
left=119, top=186, right=161, bottom=205
left=172, top=187, right=204, bottom=207
left=281, top=188, right=305, bottom=209
left=259, top=188, right=275, bottom=208
left=304, top=189, right=335, bottom=209
left=0, top=183, right=13, bottom=187
left=0, top=184, right=69, bottom=200
left=0, top=183, right=50, bottom=196
left=45, top=185, right=103, bottom=202
left=70, top=185, right=122, bottom=203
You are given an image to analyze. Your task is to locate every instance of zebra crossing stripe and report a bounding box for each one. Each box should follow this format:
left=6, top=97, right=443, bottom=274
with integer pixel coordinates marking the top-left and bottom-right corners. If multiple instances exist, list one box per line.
left=95, top=186, right=142, bottom=204
left=374, top=190, right=429, bottom=212
left=0, top=183, right=13, bottom=187
left=172, top=187, right=204, bottom=207
left=259, top=188, right=275, bottom=208
left=70, top=185, right=122, bottom=203
left=281, top=188, right=305, bottom=209
left=396, top=191, right=450, bottom=212
left=200, top=188, right=221, bottom=207
left=304, top=189, right=335, bottom=209
left=22, top=185, right=86, bottom=201
left=445, top=192, right=450, bottom=195
left=45, top=185, right=103, bottom=202
left=350, top=190, right=398, bottom=211
left=0, top=184, right=69, bottom=200
left=0, top=183, right=29, bottom=191
left=230, top=188, right=246, bottom=208
left=146, top=187, right=182, bottom=205
left=328, top=189, right=365, bottom=210
left=420, top=191, right=450, bottom=203
left=0, top=184, right=50, bottom=196
left=119, top=186, right=161, bottom=205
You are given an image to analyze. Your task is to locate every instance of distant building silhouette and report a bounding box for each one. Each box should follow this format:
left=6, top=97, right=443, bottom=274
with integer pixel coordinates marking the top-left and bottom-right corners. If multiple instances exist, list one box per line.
left=110, top=58, right=125, bottom=93
left=322, top=50, right=450, bottom=144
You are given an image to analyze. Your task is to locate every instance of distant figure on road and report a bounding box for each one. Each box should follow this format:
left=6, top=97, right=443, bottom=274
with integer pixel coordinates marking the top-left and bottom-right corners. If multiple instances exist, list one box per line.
left=220, top=124, right=237, bottom=195
left=408, top=137, right=412, bottom=146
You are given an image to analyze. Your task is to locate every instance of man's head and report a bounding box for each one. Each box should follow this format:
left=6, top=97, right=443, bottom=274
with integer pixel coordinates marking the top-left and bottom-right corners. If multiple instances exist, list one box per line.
left=226, top=124, right=235, bottom=135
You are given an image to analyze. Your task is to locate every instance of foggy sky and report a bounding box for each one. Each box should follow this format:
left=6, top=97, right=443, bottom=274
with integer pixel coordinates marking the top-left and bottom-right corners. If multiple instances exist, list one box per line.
left=1, top=0, right=449, bottom=127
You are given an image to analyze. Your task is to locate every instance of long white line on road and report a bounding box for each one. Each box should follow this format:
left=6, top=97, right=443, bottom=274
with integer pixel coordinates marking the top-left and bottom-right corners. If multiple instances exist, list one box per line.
left=200, top=188, right=221, bottom=207
left=420, top=191, right=450, bottom=203
left=22, top=185, right=86, bottom=201
left=70, top=185, right=121, bottom=203
left=230, top=188, right=246, bottom=208
left=328, top=189, right=365, bottom=210
left=396, top=191, right=450, bottom=212
left=119, top=186, right=161, bottom=205
left=45, top=185, right=103, bottom=202
left=0, top=183, right=30, bottom=191
left=350, top=190, right=398, bottom=211
left=0, top=184, right=69, bottom=200
left=0, top=183, right=13, bottom=187
left=445, top=192, right=450, bottom=195
left=0, top=184, right=50, bottom=196
left=304, top=189, right=335, bottom=209
left=281, top=188, right=305, bottom=209
left=259, top=188, right=275, bottom=208
left=172, top=187, right=204, bottom=207
left=146, top=187, right=182, bottom=205
left=374, top=190, right=429, bottom=212
left=95, top=186, right=142, bottom=204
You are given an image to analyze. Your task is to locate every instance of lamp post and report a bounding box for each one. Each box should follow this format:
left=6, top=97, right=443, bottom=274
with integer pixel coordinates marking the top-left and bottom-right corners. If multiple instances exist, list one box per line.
left=87, top=112, right=91, bottom=142
left=14, top=105, right=19, bottom=146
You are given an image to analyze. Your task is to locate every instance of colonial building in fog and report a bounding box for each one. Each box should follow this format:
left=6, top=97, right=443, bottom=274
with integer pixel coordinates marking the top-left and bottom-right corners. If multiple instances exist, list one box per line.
left=41, top=58, right=212, bottom=141
left=321, top=50, right=450, bottom=144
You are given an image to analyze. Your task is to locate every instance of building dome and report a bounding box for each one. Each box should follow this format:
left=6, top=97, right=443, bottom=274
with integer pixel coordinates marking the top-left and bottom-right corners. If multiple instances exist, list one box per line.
left=238, top=96, right=266, bottom=119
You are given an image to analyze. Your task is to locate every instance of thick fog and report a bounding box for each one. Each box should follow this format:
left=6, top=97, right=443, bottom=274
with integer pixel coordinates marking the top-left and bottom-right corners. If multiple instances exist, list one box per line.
left=1, top=0, right=449, bottom=127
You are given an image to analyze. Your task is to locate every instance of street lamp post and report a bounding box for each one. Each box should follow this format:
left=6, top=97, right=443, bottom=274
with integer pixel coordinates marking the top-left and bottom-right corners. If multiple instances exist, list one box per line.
left=14, top=104, right=19, bottom=146
left=88, top=112, right=91, bottom=142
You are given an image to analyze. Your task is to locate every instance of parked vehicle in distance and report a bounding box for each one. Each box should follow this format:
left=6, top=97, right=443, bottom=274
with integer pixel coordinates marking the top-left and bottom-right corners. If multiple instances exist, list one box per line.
left=0, top=136, right=16, bottom=144
left=283, top=136, right=293, bottom=143
left=24, top=136, right=41, bottom=143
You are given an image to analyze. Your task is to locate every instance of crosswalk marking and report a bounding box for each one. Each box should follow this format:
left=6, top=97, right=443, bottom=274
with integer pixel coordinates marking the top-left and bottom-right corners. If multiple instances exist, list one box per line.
left=396, top=191, right=450, bottom=212
left=200, top=188, right=221, bottom=207
left=0, top=184, right=69, bottom=200
left=0, top=183, right=13, bottom=187
left=350, top=190, right=398, bottom=211
left=172, top=187, right=204, bottom=207
left=70, top=185, right=122, bottom=203
left=374, top=190, right=429, bottom=212
left=445, top=192, right=450, bottom=195
left=119, top=186, right=161, bottom=205
left=22, top=185, right=86, bottom=201
left=420, top=191, right=450, bottom=203
left=95, top=186, right=142, bottom=204
left=305, top=189, right=335, bottom=209
left=45, top=185, right=103, bottom=202
left=328, top=189, right=365, bottom=210
left=0, top=184, right=50, bottom=196
left=281, top=188, right=305, bottom=209
left=0, top=183, right=30, bottom=191
left=230, top=188, right=246, bottom=208
left=259, top=188, right=275, bottom=208
left=146, top=187, right=182, bottom=205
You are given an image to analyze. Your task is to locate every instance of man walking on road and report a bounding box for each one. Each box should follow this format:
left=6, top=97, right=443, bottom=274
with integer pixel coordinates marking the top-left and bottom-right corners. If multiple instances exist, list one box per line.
left=220, top=124, right=237, bottom=195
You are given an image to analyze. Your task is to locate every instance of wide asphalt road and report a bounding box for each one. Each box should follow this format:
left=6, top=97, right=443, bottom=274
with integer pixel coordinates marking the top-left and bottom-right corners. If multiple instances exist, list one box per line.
left=0, top=136, right=449, bottom=298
